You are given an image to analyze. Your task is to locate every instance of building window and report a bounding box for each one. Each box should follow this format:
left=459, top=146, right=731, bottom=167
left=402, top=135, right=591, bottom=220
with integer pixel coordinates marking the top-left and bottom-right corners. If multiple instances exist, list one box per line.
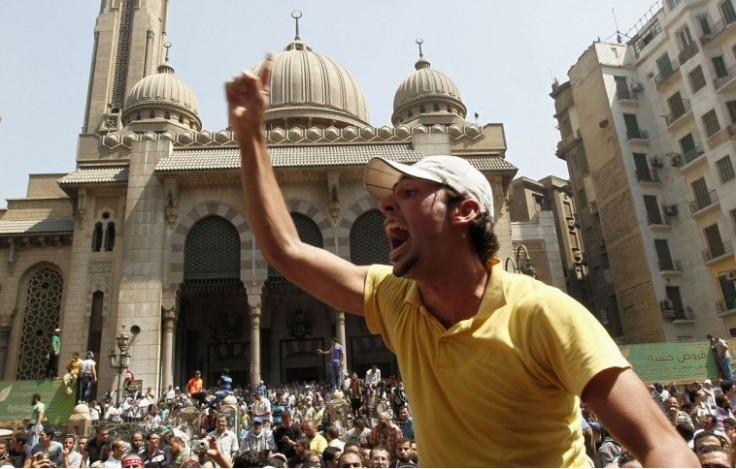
left=692, top=177, right=712, bottom=209
left=689, top=66, right=707, bottom=92
left=350, top=210, right=391, bottom=265
left=713, top=56, right=729, bottom=78
left=698, top=15, right=712, bottom=35
left=730, top=208, right=736, bottom=233
left=634, top=152, right=653, bottom=181
left=667, top=92, right=687, bottom=121
left=615, top=76, right=630, bottom=99
left=704, top=223, right=726, bottom=258
left=728, top=101, right=736, bottom=124
left=703, top=109, right=721, bottom=137
left=644, top=195, right=663, bottom=224
left=104, top=222, right=116, bottom=252
left=654, top=239, right=675, bottom=270
left=676, top=26, right=694, bottom=49
left=721, top=0, right=736, bottom=24
left=717, top=155, right=736, bottom=182
left=433, top=103, right=439, bottom=112
left=623, top=113, right=644, bottom=139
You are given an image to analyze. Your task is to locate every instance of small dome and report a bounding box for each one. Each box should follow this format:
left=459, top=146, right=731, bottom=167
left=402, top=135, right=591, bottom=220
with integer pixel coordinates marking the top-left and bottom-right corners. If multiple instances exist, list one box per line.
left=392, top=50, right=467, bottom=127
left=251, top=39, right=370, bottom=129
left=123, top=62, right=202, bottom=130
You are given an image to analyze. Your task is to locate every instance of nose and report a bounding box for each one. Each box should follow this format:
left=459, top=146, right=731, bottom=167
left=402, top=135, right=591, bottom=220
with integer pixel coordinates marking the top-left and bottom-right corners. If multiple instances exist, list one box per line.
left=378, top=195, right=395, bottom=215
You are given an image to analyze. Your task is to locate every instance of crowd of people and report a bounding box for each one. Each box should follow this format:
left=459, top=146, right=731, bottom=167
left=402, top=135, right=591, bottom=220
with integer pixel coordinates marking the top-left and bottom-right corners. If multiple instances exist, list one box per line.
left=0, top=365, right=418, bottom=468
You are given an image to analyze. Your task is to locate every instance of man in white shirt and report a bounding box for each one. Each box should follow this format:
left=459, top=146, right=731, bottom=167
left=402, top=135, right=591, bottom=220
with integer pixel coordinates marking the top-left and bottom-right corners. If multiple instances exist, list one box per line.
left=252, top=390, right=273, bottom=427
left=206, top=414, right=239, bottom=464
left=240, top=417, right=276, bottom=454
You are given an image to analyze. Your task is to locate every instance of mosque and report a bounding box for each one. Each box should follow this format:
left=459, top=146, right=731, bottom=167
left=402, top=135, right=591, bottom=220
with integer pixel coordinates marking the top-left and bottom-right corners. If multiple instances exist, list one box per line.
left=0, top=0, right=517, bottom=396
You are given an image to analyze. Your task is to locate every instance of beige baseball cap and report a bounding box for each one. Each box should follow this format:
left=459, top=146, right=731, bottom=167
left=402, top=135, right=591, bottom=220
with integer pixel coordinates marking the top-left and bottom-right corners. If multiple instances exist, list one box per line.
left=364, top=155, right=494, bottom=218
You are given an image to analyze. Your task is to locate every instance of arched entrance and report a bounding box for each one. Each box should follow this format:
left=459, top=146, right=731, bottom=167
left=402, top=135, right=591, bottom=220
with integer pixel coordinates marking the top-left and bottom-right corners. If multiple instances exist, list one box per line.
left=176, top=215, right=251, bottom=389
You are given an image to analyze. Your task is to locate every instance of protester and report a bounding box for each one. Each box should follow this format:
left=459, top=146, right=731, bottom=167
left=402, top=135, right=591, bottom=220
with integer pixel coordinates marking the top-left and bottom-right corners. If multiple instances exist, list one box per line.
left=224, top=55, right=698, bottom=467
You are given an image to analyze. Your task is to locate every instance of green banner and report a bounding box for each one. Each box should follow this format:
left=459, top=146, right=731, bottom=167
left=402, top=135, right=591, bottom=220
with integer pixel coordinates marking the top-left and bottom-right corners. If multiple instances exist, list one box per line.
left=0, top=380, right=76, bottom=426
left=619, top=340, right=721, bottom=384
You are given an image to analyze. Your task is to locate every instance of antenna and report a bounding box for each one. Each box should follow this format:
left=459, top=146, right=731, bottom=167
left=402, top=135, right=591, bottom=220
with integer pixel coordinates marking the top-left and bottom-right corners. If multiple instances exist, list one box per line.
left=292, top=10, right=302, bottom=40
left=416, top=38, right=424, bottom=58
left=612, top=8, right=622, bottom=43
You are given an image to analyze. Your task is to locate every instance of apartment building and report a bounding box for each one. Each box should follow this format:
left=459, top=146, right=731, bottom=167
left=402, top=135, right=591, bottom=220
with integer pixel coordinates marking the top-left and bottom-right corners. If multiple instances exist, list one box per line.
left=551, top=0, right=736, bottom=343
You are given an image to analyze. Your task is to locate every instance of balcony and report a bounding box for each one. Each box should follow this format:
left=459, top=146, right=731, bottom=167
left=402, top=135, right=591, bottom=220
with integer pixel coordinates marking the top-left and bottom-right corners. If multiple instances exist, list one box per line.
left=665, top=99, right=692, bottom=128
left=703, top=239, right=733, bottom=264
left=678, top=145, right=705, bottom=167
left=658, top=259, right=683, bottom=275
left=678, top=42, right=700, bottom=66
left=661, top=301, right=695, bottom=321
left=701, top=16, right=736, bottom=47
left=626, top=128, right=649, bottom=144
left=636, top=168, right=660, bottom=183
left=654, top=59, right=681, bottom=88
left=715, top=64, right=736, bottom=93
left=689, top=189, right=720, bottom=215
left=616, top=89, right=639, bottom=104
left=717, top=299, right=736, bottom=318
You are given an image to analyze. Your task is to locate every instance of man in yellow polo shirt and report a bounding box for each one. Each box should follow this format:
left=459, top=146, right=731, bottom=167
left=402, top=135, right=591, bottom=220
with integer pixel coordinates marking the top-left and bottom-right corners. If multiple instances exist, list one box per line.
left=226, top=58, right=697, bottom=466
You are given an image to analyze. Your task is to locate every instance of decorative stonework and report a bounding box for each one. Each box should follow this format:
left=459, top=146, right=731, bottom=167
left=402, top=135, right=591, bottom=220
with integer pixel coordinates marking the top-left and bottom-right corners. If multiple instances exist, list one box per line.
left=164, top=177, right=179, bottom=224
left=87, top=262, right=113, bottom=319
left=111, top=0, right=135, bottom=110
left=97, top=123, right=484, bottom=150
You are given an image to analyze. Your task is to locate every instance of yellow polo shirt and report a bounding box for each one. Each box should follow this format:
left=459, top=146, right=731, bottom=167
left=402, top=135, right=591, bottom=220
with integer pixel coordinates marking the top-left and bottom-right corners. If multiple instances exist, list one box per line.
left=364, top=258, right=630, bottom=467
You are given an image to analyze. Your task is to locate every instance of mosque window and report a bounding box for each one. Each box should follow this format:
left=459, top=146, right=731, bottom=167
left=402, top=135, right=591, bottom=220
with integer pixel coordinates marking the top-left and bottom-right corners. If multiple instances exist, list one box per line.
left=164, top=112, right=171, bottom=120
left=350, top=209, right=390, bottom=265
left=104, top=222, right=116, bottom=252
left=149, top=111, right=155, bottom=119
left=420, top=105, right=426, bottom=113
left=179, top=115, right=184, bottom=123
left=434, top=104, right=440, bottom=112
left=447, top=106, right=452, bottom=112
left=408, top=110, right=413, bottom=118
left=92, top=222, right=104, bottom=252
left=16, top=268, right=63, bottom=379
left=87, top=291, right=104, bottom=363
left=136, top=113, right=141, bottom=120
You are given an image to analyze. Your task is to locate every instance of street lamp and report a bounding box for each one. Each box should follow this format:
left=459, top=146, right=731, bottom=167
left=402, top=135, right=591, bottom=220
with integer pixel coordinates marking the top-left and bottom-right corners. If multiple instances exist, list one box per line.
left=505, top=244, right=537, bottom=278
left=109, top=326, right=131, bottom=406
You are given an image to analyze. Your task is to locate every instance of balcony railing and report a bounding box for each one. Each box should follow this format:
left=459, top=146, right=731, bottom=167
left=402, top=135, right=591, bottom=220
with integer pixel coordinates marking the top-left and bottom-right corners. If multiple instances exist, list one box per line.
left=636, top=168, right=660, bottom=182
left=658, top=259, right=683, bottom=272
left=717, top=299, right=736, bottom=314
left=627, top=128, right=649, bottom=141
left=715, top=63, right=736, bottom=89
left=662, top=305, right=694, bottom=321
left=665, top=99, right=691, bottom=126
left=702, top=239, right=733, bottom=262
left=678, top=42, right=700, bottom=65
left=689, top=189, right=719, bottom=214
left=701, top=16, right=736, bottom=46
left=616, top=89, right=638, bottom=101
left=682, top=145, right=705, bottom=165
left=654, top=59, right=681, bottom=87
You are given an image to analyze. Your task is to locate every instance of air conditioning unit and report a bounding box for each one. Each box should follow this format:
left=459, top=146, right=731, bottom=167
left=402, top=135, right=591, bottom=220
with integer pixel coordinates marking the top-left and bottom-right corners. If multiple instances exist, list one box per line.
left=660, top=299, right=673, bottom=310
left=728, top=271, right=736, bottom=281
left=671, top=155, right=681, bottom=167
left=651, top=156, right=663, bottom=168
left=664, top=204, right=678, bottom=216
left=631, top=82, right=643, bottom=92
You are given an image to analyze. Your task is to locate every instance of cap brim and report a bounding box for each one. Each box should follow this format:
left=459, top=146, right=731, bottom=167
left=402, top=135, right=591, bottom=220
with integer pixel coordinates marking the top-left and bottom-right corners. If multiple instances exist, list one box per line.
left=364, top=157, right=443, bottom=199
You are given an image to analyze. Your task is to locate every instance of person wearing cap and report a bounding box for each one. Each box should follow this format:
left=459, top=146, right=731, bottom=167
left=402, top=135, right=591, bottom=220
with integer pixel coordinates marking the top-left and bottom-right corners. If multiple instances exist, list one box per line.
left=240, top=416, right=276, bottom=455
left=45, top=328, right=61, bottom=379
left=186, top=370, right=205, bottom=407
left=252, top=388, right=273, bottom=427
left=225, top=59, right=698, bottom=467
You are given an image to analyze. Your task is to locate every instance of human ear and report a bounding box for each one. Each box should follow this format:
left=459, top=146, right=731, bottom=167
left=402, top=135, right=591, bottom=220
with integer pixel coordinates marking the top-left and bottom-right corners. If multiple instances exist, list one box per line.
left=450, top=198, right=481, bottom=225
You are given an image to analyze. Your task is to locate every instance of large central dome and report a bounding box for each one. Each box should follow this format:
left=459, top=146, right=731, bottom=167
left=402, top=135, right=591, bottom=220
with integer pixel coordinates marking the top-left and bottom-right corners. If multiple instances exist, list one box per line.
left=251, top=39, right=370, bottom=129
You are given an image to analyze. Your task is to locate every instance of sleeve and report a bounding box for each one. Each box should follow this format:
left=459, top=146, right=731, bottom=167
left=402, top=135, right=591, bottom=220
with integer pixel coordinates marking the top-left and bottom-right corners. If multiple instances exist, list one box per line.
left=526, top=287, right=631, bottom=396
left=363, top=265, right=401, bottom=353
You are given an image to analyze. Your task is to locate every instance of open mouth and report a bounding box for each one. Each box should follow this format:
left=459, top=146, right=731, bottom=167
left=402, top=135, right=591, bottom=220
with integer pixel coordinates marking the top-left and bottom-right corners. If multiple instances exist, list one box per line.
left=385, top=222, right=409, bottom=261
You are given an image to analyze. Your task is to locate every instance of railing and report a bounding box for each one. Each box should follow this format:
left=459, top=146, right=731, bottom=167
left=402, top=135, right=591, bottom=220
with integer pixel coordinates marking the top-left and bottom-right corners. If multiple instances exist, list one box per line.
left=701, top=15, right=736, bottom=46
left=689, top=189, right=719, bottom=214
left=678, top=42, right=700, bottom=65
left=682, top=145, right=705, bottom=165
left=715, top=63, right=736, bottom=89
left=616, top=89, right=638, bottom=101
left=665, top=99, right=691, bottom=126
left=627, top=128, right=649, bottom=140
left=717, top=299, right=736, bottom=313
left=654, top=59, right=681, bottom=87
left=636, top=168, right=660, bottom=182
left=658, top=259, right=683, bottom=272
left=702, top=239, right=733, bottom=262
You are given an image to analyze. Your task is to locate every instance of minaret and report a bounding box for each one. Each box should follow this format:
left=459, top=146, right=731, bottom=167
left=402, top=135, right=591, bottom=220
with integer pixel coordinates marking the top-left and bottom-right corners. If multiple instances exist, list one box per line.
left=78, top=0, right=169, bottom=159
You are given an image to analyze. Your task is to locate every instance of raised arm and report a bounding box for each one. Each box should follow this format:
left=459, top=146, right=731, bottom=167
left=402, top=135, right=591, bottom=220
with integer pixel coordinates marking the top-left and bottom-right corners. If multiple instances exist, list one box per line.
left=226, top=56, right=368, bottom=315
left=583, top=367, right=699, bottom=467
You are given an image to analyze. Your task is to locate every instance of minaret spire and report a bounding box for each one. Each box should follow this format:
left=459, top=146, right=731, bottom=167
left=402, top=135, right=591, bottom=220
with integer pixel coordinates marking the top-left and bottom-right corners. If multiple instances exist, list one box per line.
left=416, top=38, right=424, bottom=58
left=292, top=10, right=302, bottom=40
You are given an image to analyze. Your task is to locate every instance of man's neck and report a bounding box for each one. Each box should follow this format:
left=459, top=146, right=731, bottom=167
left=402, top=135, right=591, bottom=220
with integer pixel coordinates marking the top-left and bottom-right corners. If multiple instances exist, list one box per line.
left=415, top=257, right=489, bottom=328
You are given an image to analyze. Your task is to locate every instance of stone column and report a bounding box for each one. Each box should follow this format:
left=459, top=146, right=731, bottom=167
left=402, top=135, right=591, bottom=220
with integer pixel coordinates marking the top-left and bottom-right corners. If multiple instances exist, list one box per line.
left=0, top=315, right=13, bottom=379
left=161, top=307, right=177, bottom=390
left=247, top=284, right=263, bottom=390
left=335, top=309, right=347, bottom=377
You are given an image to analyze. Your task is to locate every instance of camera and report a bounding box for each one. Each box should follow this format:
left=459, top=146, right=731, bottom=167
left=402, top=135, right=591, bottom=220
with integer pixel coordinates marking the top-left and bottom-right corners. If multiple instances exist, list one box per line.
left=194, top=439, right=208, bottom=453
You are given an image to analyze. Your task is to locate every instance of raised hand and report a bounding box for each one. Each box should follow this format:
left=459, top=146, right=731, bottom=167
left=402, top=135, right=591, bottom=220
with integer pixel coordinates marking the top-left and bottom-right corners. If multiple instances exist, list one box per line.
left=225, top=53, right=274, bottom=138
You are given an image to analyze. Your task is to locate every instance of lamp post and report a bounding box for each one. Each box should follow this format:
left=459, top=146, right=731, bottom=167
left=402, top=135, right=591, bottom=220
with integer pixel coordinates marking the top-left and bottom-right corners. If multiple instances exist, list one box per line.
left=109, top=326, right=131, bottom=406
left=505, top=244, right=537, bottom=278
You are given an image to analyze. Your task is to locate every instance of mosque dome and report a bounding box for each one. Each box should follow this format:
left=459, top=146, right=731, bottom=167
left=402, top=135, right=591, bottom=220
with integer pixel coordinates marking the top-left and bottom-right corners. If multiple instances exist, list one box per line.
left=392, top=40, right=467, bottom=127
left=251, top=37, right=370, bottom=129
left=122, top=61, right=202, bottom=131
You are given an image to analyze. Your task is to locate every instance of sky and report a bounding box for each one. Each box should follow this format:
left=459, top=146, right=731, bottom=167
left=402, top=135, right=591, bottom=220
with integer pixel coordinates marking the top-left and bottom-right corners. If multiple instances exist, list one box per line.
left=0, top=0, right=659, bottom=209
